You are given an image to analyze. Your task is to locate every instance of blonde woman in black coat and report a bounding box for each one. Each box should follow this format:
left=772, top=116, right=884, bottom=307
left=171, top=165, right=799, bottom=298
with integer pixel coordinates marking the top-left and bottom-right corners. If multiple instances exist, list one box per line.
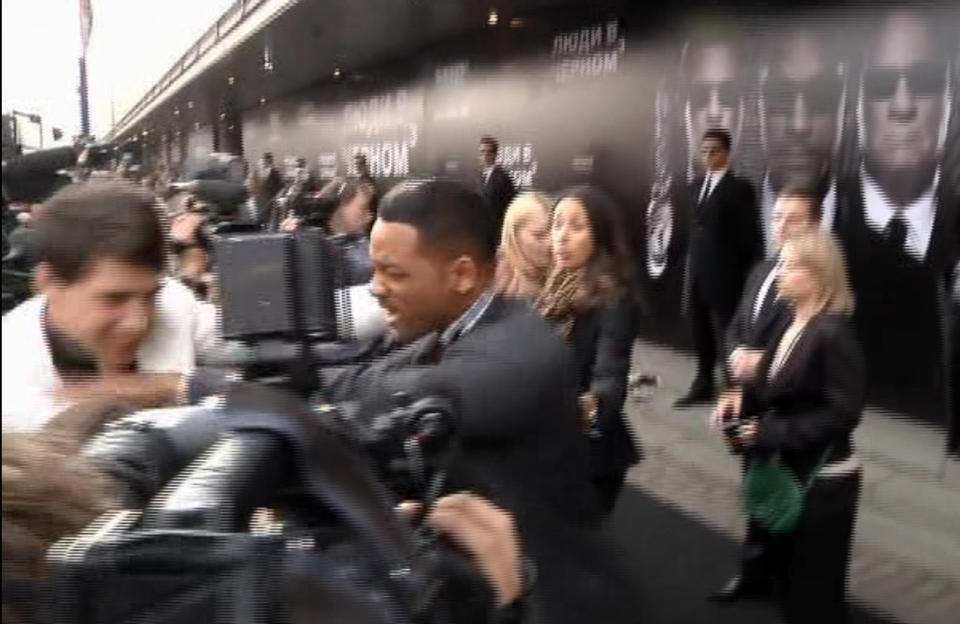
left=711, top=230, right=864, bottom=623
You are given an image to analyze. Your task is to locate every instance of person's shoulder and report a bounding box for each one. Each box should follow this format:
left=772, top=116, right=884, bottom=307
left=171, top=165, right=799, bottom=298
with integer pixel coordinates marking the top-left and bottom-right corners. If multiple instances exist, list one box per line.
left=2, top=295, right=44, bottom=333
left=748, top=259, right=775, bottom=280
left=727, top=172, right=756, bottom=191
left=471, top=297, right=570, bottom=354
left=159, top=277, right=201, bottom=306
left=812, top=313, right=856, bottom=341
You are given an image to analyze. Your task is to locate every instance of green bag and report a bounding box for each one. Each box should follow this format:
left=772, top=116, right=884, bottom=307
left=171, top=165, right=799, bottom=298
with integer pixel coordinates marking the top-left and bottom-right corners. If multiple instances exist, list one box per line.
left=742, top=448, right=831, bottom=534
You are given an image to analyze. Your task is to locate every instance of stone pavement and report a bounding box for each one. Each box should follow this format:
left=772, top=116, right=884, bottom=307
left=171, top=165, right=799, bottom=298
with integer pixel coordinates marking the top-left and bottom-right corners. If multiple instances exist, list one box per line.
left=623, top=340, right=960, bottom=624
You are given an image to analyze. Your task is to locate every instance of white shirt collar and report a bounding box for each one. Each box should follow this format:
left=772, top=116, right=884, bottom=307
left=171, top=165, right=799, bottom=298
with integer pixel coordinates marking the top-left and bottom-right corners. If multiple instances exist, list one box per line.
left=483, top=165, right=494, bottom=183
left=761, top=176, right=836, bottom=259
left=861, top=167, right=938, bottom=261
left=707, top=168, right=728, bottom=183
left=439, top=289, right=496, bottom=347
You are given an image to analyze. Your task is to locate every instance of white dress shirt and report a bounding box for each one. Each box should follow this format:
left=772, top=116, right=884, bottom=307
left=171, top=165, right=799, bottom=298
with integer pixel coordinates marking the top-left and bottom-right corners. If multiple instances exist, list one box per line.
left=753, top=265, right=778, bottom=321
left=861, top=167, right=938, bottom=262
left=698, top=168, right=727, bottom=204
left=1, top=279, right=224, bottom=432
left=483, top=166, right=494, bottom=185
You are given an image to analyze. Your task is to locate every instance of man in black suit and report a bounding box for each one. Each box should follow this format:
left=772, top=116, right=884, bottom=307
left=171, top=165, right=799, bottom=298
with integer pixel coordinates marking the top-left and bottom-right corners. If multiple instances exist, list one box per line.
left=478, top=136, right=516, bottom=235
left=322, top=180, right=635, bottom=622
left=835, top=11, right=958, bottom=422
left=676, top=129, right=763, bottom=406
left=725, top=188, right=822, bottom=383
left=259, top=152, right=284, bottom=200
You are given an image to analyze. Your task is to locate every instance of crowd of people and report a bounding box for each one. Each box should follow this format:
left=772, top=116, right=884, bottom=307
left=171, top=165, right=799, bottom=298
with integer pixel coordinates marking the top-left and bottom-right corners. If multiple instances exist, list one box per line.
left=2, top=127, right=872, bottom=623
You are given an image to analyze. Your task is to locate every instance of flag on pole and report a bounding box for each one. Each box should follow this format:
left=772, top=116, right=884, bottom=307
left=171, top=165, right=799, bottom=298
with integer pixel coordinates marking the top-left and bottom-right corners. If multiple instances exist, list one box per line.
left=79, top=0, right=93, bottom=53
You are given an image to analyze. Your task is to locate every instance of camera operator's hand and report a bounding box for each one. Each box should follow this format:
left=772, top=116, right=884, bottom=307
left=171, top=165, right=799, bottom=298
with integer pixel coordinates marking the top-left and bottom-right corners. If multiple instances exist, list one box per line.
left=170, top=212, right=205, bottom=245
left=710, top=389, right=742, bottom=433
left=399, top=494, right=524, bottom=608
left=61, top=373, right=182, bottom=411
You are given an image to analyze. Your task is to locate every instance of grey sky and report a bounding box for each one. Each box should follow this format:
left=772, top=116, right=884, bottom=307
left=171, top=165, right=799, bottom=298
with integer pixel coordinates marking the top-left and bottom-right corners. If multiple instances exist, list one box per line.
left=2, top=0, right=232, bottom=146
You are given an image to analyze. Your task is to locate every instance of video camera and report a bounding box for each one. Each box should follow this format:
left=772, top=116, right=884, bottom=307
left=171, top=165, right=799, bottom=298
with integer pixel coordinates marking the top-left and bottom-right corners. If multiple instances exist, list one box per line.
left=49, top=380, right=490, bottom=624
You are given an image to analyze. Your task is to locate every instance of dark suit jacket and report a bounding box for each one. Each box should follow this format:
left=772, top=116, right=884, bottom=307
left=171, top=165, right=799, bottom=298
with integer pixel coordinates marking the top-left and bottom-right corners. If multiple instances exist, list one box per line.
left=482, top=165, right=517, bottom=232
left=743, top=314, right=865, bottom=482
left=724, top=259, right=791, bottom=361
left=686, top=172, right=763, bottom=315
left=322, top=296, right=636, bottom=622
left=834, top=175, right=958, bottom=417
left=569, top=295, right=641, bottom=476
left=262, top=167, right=284, bottom=200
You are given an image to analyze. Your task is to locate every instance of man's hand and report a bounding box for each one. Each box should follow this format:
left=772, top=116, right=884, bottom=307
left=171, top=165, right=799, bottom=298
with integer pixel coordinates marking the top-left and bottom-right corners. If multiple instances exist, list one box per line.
left=578, top=392, right=598, bottom=432
left=710, top=389, right=742, bottom=432
left=401, top=493, right=524, bottom=608
left=61, top=373, right=182, bottom=410
left=170, top=211, right=205, bottom=245
left=737, top=419, right=759, bottom=445
left=729, top=347, right=764, bottom=382
left=281, top=216, right=302, bottom=232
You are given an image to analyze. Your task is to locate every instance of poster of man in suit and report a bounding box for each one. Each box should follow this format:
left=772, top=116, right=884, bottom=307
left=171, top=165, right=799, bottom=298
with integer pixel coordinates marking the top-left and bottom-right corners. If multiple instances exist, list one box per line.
left=834, top=9, right=958, bottom=422
left=757, top=27, right=846, bottom=254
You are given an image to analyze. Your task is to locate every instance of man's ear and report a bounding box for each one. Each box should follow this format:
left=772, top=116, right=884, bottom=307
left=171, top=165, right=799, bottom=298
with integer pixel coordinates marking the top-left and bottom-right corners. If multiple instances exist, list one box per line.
left=34, top=262, right=60, bottom=294
left=448, top=255, right=479, bottom=295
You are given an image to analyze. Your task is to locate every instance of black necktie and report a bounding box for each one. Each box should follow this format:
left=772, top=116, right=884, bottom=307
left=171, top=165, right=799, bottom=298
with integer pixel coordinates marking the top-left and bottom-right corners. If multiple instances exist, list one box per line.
left=885, top=216, right=908, bottom=251
left=698, top=175, right=713, bottom=207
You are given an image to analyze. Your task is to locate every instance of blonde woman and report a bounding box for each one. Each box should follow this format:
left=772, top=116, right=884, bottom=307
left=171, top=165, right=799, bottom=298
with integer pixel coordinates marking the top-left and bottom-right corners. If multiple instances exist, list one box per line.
left=495, top=192, right=552, bottom=298
left=711, top=230, right=863, bottom=624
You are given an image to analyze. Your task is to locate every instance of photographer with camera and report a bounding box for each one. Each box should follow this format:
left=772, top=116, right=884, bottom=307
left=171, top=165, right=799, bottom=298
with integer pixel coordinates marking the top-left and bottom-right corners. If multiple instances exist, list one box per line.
left=322, top=180, right=635, bottom=623
left=2, top=396, right=528, bottom=624
left=1, top=182, right=223, bottom=431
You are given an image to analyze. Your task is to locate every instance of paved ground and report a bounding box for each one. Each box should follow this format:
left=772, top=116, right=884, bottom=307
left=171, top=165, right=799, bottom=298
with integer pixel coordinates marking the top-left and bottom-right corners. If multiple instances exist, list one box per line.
left=607, top=485, right=899, bottom=623
left=621, top=340, right=960, bottom=624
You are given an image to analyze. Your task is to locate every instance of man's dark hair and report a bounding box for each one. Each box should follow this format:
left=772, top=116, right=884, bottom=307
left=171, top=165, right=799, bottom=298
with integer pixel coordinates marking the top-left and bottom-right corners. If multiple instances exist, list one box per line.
left=33, top=182, right=166, bottom=283
left=479, top=136, right=499, bottom=154
left=702, top=129, right=732, bottom=151
left=262, top=152, right=273, bottom=163
left=379, top=179, right=497, bottom=265
left=777, top=185, right=823, bottom=223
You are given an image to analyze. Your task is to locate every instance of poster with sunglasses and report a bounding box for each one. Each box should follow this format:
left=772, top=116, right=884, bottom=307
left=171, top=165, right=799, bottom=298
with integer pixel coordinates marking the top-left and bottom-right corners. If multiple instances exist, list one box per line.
left=832, top=9, right=958, bottom=424
left=642, top=4, right=959, bottom=427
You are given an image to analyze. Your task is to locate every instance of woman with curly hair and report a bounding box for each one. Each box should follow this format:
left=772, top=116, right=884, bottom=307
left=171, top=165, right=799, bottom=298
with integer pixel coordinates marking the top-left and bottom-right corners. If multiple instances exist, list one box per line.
left=535, top=186, right=643, bottom=515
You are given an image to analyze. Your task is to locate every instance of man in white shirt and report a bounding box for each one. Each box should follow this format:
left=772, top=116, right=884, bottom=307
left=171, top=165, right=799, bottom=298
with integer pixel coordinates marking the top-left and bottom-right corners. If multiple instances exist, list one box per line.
left=2, top=182, right=223, bottom=432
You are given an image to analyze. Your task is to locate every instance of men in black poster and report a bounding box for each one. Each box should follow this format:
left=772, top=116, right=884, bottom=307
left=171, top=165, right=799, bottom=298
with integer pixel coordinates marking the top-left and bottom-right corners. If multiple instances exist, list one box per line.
left=683, top=39, right=748, bottom=166
left=835, top=11, right=958, bottom=420
left=676, top=129, right=763, bottom=406
left=758, top=29, right=844, bottom=254
left=478, top=136, right=516, bottom=235
left=645, top=38, right=750, bottom=346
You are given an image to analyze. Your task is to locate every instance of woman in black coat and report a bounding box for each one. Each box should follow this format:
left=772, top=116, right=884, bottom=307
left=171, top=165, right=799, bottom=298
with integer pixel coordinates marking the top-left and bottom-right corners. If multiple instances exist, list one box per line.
left=712, top=230, right=864, bottom=623
left=535, top=186, right=642, bottom=515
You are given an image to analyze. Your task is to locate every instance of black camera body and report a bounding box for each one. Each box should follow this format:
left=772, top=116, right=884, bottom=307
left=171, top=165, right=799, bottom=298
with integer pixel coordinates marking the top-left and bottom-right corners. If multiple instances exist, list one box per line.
left=50, top=382, right=486, bottom=624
